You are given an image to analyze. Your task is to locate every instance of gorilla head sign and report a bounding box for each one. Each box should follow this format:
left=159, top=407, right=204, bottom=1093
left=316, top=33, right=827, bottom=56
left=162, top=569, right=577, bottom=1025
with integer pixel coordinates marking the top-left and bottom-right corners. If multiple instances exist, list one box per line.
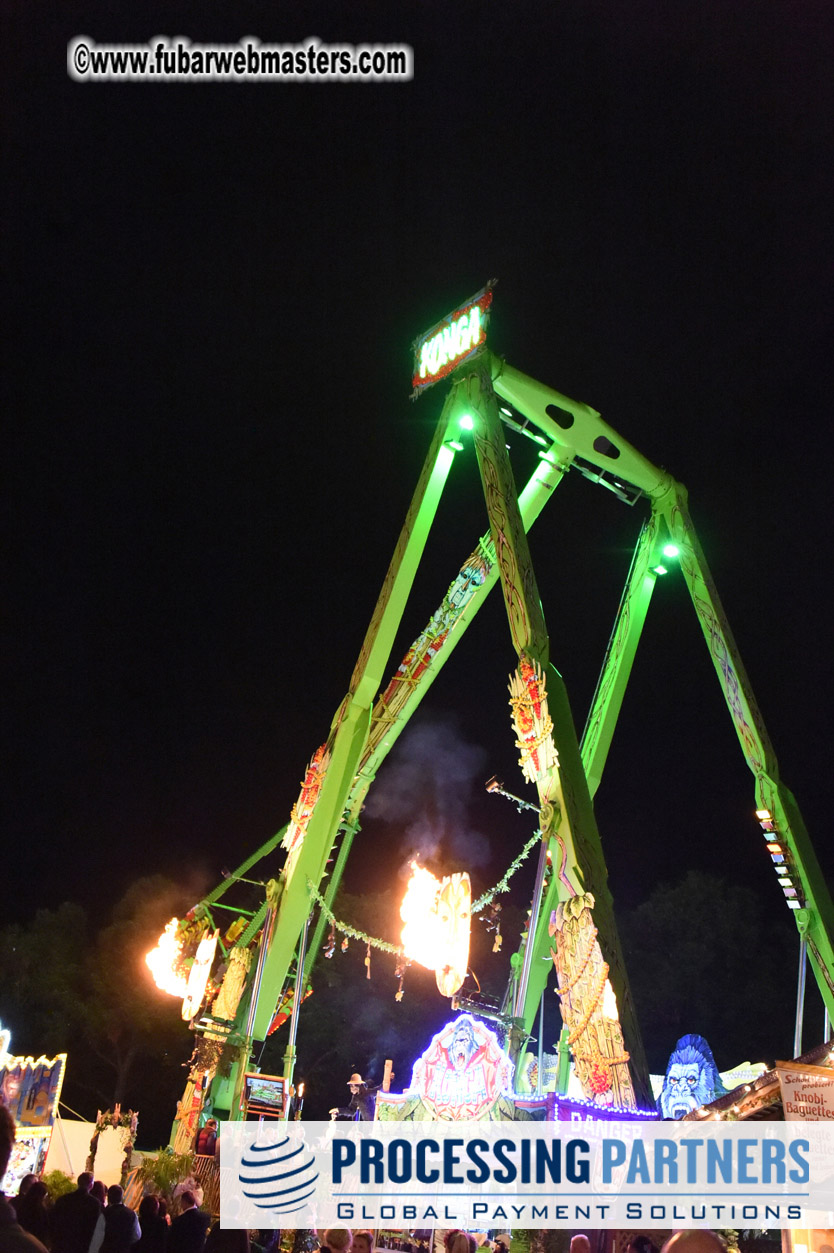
left=658, top=1034, right=727, bottom=1119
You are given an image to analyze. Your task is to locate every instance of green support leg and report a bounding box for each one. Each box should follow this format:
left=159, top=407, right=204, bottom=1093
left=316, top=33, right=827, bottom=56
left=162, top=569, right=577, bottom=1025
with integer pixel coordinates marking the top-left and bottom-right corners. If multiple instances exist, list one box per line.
left=581, top=516, right=661, bottom=798
left=465, top=359, right=652, bottom=1108
left=251, top=387, right=461, bottom=1044
left=659, top=484, right=834, bottom=1021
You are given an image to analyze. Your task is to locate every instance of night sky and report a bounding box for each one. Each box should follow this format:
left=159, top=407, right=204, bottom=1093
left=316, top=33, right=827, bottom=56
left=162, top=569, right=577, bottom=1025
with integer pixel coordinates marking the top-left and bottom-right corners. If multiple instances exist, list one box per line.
left=3, top=1, right=833, bottom=1073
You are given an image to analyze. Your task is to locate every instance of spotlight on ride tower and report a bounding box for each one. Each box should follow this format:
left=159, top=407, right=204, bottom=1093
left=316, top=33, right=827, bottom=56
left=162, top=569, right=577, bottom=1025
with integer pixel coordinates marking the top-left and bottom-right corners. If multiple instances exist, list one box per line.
left=653, top=541, right=681, bottom=576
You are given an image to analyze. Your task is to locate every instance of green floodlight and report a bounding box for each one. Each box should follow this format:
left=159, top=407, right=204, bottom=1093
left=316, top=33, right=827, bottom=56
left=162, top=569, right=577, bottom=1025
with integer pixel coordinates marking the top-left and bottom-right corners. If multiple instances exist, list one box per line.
left=447, top=439, right=465, bottom=452
left=652, top=564, right=668, bottom=576
left=459, top=413, right=475, bottom=431
left=662, top=543, right=680, bottom=558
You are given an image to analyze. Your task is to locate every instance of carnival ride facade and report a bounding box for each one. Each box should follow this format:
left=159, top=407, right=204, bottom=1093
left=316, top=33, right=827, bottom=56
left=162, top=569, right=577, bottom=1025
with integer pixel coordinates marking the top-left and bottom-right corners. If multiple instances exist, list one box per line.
left=0, top=1021, right=67, bottom=1189
left=146, top=287, right=834, bottom=1137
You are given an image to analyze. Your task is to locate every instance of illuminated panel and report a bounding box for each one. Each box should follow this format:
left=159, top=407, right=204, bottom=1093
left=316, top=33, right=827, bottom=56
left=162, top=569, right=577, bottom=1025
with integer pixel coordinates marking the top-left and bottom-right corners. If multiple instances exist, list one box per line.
left=406, top=1013, right=513, bottom=1120
left=242, top=1071, right=287, bottom=1119
left=0, top=1028, right=66, bottom=1129
left=554, top=1095, right=658, bottom=1122
left=411, top=283, right=494, bottom=396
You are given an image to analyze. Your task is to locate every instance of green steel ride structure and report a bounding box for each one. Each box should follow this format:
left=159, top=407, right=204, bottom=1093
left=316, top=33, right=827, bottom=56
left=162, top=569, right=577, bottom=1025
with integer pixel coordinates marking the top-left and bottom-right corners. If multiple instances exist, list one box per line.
left=176, top=321, right=834, bottom=1125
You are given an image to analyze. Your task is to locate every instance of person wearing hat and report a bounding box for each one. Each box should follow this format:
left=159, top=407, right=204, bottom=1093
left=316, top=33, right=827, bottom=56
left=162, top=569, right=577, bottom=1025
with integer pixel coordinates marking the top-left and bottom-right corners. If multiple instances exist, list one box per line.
left=328, top=1073, right=378, bottom=1121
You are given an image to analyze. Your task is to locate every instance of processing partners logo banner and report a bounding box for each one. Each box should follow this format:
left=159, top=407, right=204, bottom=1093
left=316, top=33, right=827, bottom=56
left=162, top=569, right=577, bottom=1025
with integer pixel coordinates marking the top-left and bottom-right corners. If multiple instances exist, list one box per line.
left=220, top=1120, right=834, bottom=1230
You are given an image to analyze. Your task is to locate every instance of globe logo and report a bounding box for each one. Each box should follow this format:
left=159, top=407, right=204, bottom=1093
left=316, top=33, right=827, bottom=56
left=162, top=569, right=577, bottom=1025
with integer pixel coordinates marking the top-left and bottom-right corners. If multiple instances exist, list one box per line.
left=238, top=1134, right=319, bottom=1216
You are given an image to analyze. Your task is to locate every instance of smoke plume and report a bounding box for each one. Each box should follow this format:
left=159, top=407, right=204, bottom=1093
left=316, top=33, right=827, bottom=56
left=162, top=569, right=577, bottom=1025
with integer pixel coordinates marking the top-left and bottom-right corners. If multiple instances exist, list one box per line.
left=364, top=714, right=491, bottom=871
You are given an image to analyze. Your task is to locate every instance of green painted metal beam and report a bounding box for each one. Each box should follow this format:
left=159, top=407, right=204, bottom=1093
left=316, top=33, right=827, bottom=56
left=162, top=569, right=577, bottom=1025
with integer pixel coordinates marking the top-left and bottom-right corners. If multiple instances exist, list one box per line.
left=657, top=483, right=834, bottom=1020
left=580, top=515, right=662, bottom=798
left=489, top=354, right=672, bottom=501
left=306, top=819, right=360, bottom=973
left=251, top=387, right=461, bottom=1041
left=345, top=451, right=571, bottom=825
left=198, top=825, right=287, bottom=908
left=464, top=359, right=653, bottom=1108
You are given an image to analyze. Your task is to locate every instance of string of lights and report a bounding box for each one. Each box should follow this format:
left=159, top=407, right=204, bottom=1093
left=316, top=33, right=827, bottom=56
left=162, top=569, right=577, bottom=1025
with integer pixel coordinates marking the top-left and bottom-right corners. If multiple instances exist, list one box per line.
left=471, top=830, right=542, bottom=912
left=306, top=878, right=403, bottom=955
left=305, top=828, right=542, bottom=956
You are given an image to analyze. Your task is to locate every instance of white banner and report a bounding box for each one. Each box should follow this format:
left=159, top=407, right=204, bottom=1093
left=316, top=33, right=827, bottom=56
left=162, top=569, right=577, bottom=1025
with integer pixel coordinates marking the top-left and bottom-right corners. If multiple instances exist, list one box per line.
left=219, top=1120, right=834, bottom=1230
left=777, top=1061, right=834, bottom=1121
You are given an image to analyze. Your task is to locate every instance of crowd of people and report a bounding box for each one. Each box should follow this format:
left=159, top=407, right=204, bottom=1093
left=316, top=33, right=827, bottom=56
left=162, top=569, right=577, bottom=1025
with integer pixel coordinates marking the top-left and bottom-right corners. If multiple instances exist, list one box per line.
left=0, top=1164, right=213, bottom=1253
left=0, top=1104, right=220, bottom=1253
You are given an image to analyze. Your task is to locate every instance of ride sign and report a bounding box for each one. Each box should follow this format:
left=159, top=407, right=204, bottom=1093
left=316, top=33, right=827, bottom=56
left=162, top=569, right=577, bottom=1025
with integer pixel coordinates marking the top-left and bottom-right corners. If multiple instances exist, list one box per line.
left=411, top=283, right=494, bottom=396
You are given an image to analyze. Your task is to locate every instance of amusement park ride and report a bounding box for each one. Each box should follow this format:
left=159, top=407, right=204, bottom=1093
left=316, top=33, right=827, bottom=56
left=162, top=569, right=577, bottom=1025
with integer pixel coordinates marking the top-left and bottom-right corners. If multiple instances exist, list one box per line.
left=147, top=284, right=834, bottom=1134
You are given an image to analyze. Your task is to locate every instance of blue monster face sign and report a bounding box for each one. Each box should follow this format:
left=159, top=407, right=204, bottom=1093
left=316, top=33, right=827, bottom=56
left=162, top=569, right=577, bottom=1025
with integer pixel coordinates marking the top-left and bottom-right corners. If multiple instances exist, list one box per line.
left=658, top=1034, right=727, bottom=1119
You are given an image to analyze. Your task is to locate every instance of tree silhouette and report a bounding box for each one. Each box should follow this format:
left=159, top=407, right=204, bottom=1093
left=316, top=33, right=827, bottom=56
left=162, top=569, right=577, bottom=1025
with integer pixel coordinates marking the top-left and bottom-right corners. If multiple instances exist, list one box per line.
left=620, top=871, right=802, bottom=1074
left=0, top=876, right=195, bottom=1140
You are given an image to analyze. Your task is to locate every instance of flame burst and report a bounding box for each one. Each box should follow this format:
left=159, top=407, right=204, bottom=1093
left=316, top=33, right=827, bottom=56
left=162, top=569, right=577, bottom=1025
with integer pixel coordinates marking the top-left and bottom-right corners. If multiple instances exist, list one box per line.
left=145, top=918, right=189, bottom=997
left=401, top=864, right=444, bottom=969
left=400, top=862, right=471, bottom=997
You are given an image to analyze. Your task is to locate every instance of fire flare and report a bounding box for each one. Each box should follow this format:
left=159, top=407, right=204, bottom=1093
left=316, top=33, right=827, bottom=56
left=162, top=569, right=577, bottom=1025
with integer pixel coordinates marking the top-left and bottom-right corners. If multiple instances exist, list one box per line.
left=400, top=861, right=471, bottom=997
left=145, top=917, right=189, bottom=997
left=400, top=863, right=444, bottom=969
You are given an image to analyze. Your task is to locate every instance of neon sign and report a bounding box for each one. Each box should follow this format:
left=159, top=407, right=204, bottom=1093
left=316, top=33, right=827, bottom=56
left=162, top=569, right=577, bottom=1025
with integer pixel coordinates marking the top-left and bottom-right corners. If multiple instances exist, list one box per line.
left=411, top=283, right=494, bottom=396
left=407, top=1013, right=514, bottom=1120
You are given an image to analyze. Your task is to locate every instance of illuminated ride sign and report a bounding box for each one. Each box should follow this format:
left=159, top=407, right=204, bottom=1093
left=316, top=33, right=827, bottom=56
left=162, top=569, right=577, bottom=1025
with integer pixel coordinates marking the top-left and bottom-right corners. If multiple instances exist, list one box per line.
left=373, top=1014, right=660, bottom=1123
left=0, top=1022, right=66, bottom=1130
left=411, top=283, right=494, bottom=396
left=0, top=1021, right=68, bottom=1191
left=374, top=1013, right=513, bottom=1121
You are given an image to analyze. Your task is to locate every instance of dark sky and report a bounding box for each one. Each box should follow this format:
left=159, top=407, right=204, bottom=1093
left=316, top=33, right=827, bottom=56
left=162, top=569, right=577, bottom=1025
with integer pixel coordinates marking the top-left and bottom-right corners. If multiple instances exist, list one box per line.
left=3, top=1, right=833, bottom=1056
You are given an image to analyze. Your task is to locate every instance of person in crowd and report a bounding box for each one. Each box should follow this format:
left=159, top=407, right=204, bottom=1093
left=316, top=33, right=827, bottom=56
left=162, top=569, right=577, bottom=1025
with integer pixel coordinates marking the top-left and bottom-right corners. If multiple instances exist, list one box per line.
left=194, top=1123, right=217, bottom=1159
left=89, top=1188, right=106, bottom=1210
left=9, top=1179, right=37, bottom=1221
left=50, top=1173, right=104, bottom=1253
left=101, top=1188, right=139, bottom=1253
left=135, top=1198, right=166, bottom=1253
left=351, top=1234, right=373, bottom=1253
left=167, top=1193, right=209, bottom=1253
left=443, top=1233, right=469, bottom=1253
left=329, top=1075, right=377, bottom=1122
left=154, top=1205, right=169, bottom=1232
left=204, top=1224, right=247, bottom=1253
left=318, top=1231, right=352, bottom=1253
left=15, top=1183, right=50, bottom=1247
left=170, top=1186, right=201, bottom=1216
left=628, top=1239, right=658, bottom=1253
left=569, top=1238, right=590, bottom=1253
left=661, top=1235, right=725, bottom=1253
left=0, top=1103, right=48, bottom=1253
left=251, top=1232, right=278, bottom=1253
